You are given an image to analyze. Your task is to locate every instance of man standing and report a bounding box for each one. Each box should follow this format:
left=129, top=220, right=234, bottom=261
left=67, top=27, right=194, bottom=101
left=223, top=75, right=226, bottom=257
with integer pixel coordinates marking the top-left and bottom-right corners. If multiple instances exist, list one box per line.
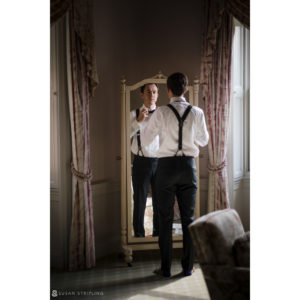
left=141, top=73, right=209, bottom=276
left=130, top=83, right=159, bottom=237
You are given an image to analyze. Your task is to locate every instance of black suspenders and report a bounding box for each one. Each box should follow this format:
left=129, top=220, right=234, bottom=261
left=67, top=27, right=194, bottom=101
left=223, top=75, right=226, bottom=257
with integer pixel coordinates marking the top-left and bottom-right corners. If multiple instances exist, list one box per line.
left=167, top=104, right=193, bottom=156
left=135, top=109, right=144, bottom=156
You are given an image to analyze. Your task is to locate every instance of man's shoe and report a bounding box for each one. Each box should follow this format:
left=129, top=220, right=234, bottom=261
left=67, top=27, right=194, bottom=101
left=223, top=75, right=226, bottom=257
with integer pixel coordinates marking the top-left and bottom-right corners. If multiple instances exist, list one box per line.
left=153, top=268, right=171, bottom=278
left=182, top=268, right=195, bottom=276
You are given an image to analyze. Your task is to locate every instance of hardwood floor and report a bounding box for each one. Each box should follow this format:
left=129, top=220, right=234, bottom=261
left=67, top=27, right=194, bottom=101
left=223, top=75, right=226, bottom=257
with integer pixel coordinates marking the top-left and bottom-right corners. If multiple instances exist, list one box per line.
left=51, top=249, right=210, bottom=299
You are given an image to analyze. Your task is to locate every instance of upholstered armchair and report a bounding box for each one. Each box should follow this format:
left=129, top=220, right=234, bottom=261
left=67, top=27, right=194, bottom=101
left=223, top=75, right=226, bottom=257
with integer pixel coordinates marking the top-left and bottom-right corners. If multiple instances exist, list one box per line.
left=189, top=208, right=250, bottom=300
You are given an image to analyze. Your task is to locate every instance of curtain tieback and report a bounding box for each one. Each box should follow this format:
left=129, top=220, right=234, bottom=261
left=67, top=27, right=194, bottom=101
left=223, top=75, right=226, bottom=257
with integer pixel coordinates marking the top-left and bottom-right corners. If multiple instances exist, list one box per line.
left=71, top=162, right=92, bottom=181
left=208, top=161, right=227, bottom=173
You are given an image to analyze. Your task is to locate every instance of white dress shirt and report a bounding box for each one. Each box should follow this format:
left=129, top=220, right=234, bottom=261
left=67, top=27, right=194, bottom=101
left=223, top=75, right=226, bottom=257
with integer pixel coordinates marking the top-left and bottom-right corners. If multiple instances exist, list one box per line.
left=141, top=97, right=209, bottom=158
left=130, top=104, right=159, bottom=157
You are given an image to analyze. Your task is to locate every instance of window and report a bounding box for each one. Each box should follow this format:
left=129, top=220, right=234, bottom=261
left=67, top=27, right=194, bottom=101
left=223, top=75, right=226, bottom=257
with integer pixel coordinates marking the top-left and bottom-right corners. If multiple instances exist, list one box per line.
left=230, top=20, right=250, bottom=180
left=227, top=19, right=250, bottom=208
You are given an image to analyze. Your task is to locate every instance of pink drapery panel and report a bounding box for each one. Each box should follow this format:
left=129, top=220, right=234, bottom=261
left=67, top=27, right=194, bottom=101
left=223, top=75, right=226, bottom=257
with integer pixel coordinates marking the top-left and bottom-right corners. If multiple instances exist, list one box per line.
left=51, top=0, right=99, bottom=95
left=72, top=0, right=99, bottom=98
left=66, top=0, right=98, bottom=270
left=200, top=0, right=233, bottom=212
left=225, top=0, right=250, bottom=29
left=51, top=0, right=71, bottom=25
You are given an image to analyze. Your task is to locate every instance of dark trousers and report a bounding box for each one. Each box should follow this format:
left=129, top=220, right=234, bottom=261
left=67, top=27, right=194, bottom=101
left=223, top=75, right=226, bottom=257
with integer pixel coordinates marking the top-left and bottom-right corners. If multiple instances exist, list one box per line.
left=132, top=155, right=159, bottom=237
left=155, top=156, right=197, bottom=273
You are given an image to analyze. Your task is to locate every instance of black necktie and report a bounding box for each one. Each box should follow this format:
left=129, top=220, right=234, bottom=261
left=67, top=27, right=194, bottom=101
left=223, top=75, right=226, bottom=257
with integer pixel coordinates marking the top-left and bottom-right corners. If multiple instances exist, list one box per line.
left=148, top=109, right=155, bottom=114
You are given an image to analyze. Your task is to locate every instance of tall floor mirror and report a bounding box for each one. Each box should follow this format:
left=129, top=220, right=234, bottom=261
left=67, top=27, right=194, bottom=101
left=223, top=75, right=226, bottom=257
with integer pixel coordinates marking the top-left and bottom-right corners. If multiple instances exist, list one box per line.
left=120, top=71, right=201, bottom=264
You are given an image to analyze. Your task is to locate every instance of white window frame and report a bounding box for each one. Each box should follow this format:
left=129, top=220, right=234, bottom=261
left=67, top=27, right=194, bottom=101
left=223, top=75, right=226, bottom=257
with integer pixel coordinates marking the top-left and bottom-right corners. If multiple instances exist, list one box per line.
left=228, top=19, right=250, bottom=199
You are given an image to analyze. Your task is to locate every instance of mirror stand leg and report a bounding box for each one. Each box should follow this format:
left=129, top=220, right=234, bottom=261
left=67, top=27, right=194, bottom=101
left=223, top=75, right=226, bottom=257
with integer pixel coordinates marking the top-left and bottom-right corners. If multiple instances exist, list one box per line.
left=122, top=245, right=133, bottom=266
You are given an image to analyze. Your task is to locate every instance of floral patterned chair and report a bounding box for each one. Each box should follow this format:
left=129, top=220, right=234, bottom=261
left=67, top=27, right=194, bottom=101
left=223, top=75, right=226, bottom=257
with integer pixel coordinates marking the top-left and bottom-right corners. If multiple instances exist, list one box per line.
left=189, top=208, right=250, bottom=300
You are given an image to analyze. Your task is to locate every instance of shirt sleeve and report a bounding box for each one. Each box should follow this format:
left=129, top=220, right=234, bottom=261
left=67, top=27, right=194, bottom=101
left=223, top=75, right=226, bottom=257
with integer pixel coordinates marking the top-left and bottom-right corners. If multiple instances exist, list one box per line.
left=140, top=109, right=161, bottom=147
left=195, top=110, right=209, bottom=147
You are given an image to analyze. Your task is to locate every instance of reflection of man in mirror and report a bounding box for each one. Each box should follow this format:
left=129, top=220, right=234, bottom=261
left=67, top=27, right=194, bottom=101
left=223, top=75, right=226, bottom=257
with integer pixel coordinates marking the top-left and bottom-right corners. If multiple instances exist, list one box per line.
left=130, top=83, right=160, bottom=237
left=141, top=73, right=209, bottom=277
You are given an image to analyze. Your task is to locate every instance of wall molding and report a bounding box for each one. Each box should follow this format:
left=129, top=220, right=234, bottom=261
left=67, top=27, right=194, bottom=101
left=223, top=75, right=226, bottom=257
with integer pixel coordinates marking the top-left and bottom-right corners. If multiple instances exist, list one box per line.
left=234, top=174, right=250, bottom=191
left=92, top=179, right=121, bottom=259
left=91, top=179, right=120, bottom=196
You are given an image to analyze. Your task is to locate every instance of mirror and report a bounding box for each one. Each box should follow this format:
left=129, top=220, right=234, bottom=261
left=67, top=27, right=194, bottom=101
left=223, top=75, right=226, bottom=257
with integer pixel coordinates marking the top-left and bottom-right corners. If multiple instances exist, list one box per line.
left=129, top=84, right=193, bottom=238
left=120, top=72, right=200, bottom=262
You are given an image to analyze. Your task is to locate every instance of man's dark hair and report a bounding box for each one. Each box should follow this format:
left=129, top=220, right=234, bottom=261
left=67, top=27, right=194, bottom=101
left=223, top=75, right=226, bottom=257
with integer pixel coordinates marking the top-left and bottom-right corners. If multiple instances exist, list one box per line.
left=140, top=83, right=159, bottom=93
left=167, top=72, right=188, bottom=96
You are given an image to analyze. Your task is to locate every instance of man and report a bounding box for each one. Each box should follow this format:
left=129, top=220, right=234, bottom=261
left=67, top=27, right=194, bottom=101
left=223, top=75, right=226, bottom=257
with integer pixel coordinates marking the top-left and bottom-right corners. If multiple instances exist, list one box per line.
left=140, top=73, right=209, bottom=277
left=130, top=83, right=160, bottom=237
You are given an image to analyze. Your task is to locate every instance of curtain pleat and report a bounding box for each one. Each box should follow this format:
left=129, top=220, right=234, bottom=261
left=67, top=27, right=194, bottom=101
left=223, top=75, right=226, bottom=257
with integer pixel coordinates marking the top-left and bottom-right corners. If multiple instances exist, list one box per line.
left=72, top=0, right=99, bottom=98
left=200, top=0, right=234, bottom=212
left=66, top=0, right=98, bottom=270
left=52, top=0, right=99, bottom=97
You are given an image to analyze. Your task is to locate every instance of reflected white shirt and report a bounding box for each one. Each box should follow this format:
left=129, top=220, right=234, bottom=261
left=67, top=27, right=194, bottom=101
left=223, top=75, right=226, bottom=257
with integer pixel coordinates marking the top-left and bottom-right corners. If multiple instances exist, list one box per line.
left=130, top=104, right=159, bottom=157
left=141, top=97, right=209, bottom=158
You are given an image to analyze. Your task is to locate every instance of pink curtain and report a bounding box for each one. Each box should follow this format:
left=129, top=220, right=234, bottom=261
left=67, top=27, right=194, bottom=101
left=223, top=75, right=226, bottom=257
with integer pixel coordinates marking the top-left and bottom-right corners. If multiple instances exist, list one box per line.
left=200, top=1, right=234, bottom=211
left=66, top=0, right=98, bottom=270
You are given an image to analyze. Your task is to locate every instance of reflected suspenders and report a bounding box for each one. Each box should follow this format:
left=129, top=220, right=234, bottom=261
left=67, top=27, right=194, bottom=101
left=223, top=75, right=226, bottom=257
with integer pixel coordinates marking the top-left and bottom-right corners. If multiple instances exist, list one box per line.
left=167, top=104, right=193, bottom=156
left=135, top=109, right=144, bottom=156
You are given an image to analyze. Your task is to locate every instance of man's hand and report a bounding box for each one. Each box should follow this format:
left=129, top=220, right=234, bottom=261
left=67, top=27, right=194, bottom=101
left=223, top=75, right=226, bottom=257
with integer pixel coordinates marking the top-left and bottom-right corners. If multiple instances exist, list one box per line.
left=137, top=108, right=148, bottom=123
